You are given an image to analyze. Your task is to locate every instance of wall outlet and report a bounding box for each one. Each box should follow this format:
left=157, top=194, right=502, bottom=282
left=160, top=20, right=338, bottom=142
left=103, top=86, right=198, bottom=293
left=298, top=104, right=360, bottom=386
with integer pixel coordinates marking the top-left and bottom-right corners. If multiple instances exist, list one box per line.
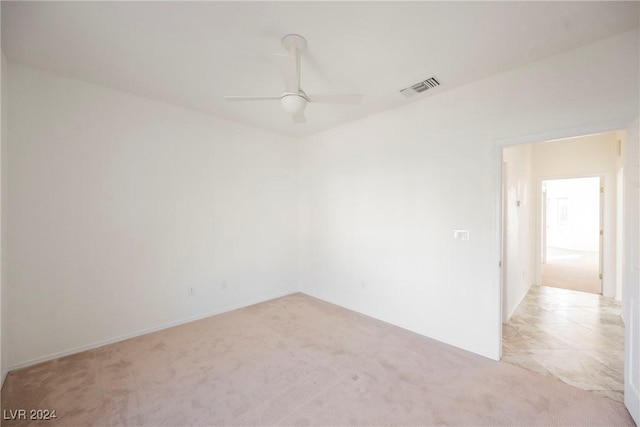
left=222, top=281, right=227, bottom=289
left=188, top=287, right=194, bottom=296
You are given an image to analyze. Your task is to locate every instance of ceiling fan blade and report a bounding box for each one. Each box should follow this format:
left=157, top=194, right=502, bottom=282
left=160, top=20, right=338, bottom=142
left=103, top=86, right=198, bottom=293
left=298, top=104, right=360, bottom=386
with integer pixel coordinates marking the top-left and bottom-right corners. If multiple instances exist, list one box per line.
left=292, top=111, right=306, bottom=124
left=224, top=96, right=281, bottom=102
left=275, top=53, right=299, bottom=93
left=307, top=94, right=363, bottom=105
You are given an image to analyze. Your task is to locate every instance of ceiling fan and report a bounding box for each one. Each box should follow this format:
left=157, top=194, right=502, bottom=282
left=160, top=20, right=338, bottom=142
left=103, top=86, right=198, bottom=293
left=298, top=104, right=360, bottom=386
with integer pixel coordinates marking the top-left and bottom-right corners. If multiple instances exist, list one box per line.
left=224, top=34, right=363, bottom=124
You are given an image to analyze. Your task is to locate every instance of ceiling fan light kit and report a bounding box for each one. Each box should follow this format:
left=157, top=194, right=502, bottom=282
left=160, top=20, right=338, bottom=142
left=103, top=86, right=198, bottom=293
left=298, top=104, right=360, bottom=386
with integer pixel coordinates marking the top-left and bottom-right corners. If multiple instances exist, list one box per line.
left=281, top=93, right=307, bottom=115
left=224, top=34, right=363, bottom=124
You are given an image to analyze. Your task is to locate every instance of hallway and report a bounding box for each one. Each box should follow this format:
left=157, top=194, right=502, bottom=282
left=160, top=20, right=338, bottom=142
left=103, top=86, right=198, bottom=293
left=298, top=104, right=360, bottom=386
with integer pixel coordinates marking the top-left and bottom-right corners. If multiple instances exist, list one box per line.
left=502, top=285, right=624, bottom=402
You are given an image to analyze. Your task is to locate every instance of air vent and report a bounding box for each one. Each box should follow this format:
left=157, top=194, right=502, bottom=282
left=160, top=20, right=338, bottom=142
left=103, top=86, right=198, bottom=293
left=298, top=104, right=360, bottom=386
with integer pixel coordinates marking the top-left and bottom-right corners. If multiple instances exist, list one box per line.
left=400, top=77, right=440, bottom=98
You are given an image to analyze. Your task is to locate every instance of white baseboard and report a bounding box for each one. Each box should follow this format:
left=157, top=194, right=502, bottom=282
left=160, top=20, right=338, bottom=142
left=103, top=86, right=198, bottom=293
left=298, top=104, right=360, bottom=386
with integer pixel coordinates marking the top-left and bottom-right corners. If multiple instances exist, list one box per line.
left=8, top=290, right=297, bottom=372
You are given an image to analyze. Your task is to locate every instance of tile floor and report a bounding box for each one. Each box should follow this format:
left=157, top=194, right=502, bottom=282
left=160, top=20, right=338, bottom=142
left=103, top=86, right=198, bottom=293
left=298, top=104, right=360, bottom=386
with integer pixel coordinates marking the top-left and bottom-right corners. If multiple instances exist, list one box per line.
left=502, top=285, right=624, bottom=402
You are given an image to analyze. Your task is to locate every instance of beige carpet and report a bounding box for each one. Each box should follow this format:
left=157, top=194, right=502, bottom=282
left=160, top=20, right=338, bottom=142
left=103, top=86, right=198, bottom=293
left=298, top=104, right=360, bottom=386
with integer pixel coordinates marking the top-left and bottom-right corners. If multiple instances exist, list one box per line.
left=1, top=293, right=634, bottom=426
left=542, top=247, right=601, bottom=294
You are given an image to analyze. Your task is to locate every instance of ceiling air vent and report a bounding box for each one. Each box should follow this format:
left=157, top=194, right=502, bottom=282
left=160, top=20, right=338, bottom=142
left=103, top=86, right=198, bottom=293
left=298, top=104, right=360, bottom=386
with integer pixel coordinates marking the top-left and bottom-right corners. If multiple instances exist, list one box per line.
left=400, top=77, right=440, bottom=98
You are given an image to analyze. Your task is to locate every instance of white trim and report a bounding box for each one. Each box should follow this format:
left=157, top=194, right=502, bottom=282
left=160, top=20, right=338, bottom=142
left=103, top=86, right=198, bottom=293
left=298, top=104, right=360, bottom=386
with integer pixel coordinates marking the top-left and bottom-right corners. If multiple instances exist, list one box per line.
left=536, top=178, right=544, bottom=287
left=7, top=290, right=296, bottom=372
left=492, top=142, right=504, bottom=360
left=492, top=118, right=633, bottom=148
left=534, top=173, right=617, bottom=298
left=625, top=300, right=640, bottom=423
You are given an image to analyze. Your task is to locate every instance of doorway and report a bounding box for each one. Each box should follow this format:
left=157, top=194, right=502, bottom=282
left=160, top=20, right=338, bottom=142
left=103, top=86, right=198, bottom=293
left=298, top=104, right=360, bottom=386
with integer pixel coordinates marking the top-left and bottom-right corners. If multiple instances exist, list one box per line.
left=541, top=177, right=602, bottom=294
left=500, top=130, right=627, bottom=403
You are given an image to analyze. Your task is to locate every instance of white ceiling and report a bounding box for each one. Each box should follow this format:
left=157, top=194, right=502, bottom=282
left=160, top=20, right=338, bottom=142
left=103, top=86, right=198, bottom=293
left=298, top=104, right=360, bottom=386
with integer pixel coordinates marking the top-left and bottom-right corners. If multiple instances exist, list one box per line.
left=2, top=1, right=639, bottom=137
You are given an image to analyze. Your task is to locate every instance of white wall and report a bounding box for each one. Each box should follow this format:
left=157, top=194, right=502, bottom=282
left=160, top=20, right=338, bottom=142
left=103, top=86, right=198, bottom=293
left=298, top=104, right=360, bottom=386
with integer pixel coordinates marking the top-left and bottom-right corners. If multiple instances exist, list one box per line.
left=532, top=132, right=619, bottom=298
left=5, top=29, right=639, bottom=369
left=6, top=64, right=299, bottom=368
left=502, top=144, right=535, bottom=322
left=544, top=177, right=600, bottom=252
left=532, top=133, right=618, bottom=177
left=299, top=30, right=639, bottom=360
left=1, top=50, right=8, bottom=383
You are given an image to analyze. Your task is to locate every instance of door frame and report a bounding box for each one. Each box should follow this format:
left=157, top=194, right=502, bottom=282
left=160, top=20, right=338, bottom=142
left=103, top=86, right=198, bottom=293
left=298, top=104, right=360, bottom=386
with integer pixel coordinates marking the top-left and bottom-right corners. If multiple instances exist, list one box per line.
left=492, top=118, right=630, bottom=359
left=623, top=118, right=639, bottom=424
left=536, top=174, right=605, bottom=295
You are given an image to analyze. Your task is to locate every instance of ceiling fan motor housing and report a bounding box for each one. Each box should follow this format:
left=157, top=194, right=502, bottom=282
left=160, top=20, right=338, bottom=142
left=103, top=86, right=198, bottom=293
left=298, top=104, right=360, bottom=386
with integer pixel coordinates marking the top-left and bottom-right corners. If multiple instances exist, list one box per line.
left=281, top=34, right=307, bottom=52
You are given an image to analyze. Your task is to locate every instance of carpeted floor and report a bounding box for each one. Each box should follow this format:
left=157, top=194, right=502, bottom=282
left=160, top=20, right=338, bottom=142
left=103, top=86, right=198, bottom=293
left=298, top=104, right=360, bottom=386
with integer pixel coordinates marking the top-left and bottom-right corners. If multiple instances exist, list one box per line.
left=1, top=293, right=634, bottom=426
left=541, top=247, right=601, bottom=294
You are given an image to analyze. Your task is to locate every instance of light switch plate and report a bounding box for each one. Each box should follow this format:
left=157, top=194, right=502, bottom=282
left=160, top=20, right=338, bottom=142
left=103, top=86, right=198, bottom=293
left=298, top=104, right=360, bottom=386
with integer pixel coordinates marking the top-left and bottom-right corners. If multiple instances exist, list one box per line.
left=453, top=230, right=470, bottom=240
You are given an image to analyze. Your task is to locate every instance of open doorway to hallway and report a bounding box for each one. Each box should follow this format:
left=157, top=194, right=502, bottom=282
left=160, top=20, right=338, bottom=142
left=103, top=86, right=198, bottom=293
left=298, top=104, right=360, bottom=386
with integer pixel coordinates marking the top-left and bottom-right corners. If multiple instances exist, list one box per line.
left=541, top=176, right=602, bottom=295
left=501, top=130, right=626, bottom=403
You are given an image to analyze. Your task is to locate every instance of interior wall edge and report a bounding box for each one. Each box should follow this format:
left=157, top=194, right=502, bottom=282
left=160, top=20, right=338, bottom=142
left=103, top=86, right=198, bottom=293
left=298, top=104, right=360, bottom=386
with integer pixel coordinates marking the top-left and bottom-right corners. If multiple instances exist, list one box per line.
left=0, top=47, right=9, bottom=389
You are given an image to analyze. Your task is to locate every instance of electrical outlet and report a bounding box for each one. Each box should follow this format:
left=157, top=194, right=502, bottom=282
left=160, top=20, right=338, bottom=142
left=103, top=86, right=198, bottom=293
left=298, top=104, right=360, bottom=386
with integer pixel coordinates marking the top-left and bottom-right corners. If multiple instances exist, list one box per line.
left=222, top=281, right=227, bottom=289
left=188, top=287, right=194, bottom=296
